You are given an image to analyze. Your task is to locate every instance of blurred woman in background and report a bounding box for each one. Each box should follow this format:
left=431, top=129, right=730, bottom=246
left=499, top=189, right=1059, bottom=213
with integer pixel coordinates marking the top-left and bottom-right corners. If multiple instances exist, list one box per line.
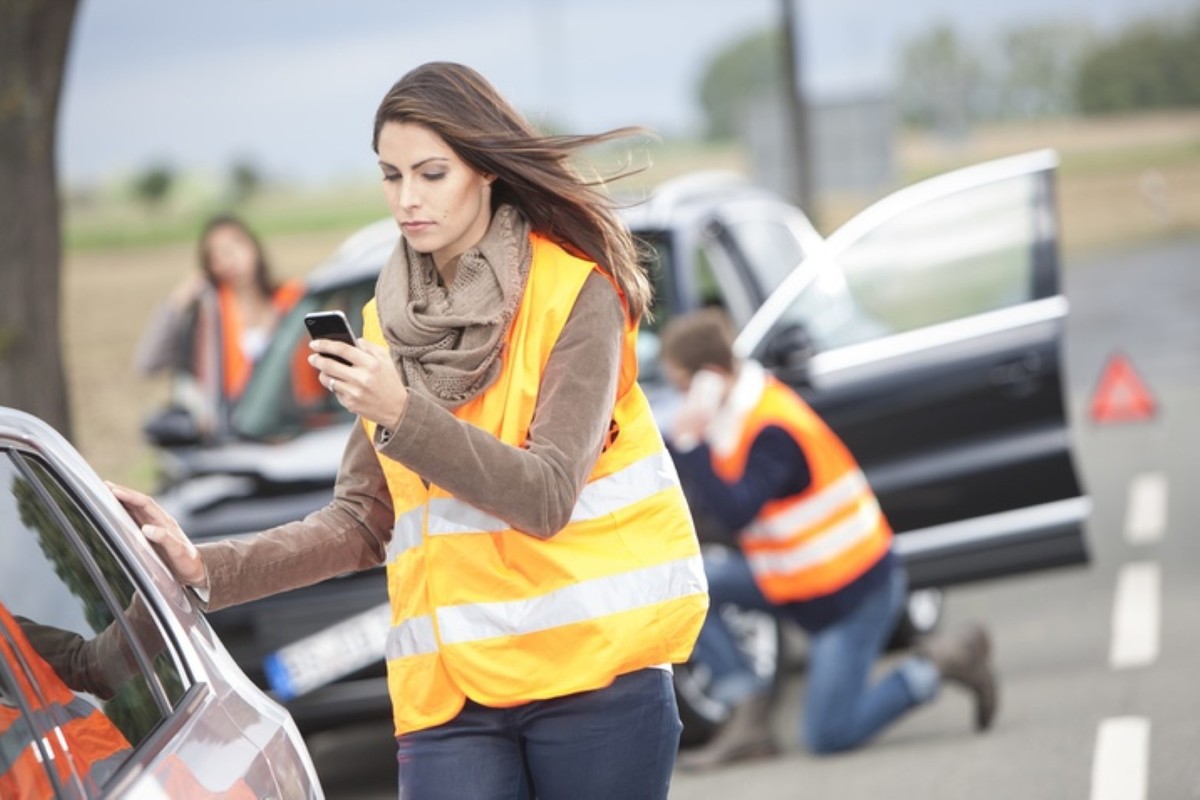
left=134, top=214, right=303, bottom=435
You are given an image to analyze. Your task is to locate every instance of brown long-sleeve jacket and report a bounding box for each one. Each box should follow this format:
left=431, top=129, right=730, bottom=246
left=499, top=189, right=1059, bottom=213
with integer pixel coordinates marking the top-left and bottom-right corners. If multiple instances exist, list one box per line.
left=198, top=273, right=627, bottom=611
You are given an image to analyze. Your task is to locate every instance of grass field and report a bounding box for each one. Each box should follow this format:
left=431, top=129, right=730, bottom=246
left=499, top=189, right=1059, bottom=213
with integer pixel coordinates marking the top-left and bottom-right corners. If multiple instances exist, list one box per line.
left=63, top=110, right=1200, bottom=490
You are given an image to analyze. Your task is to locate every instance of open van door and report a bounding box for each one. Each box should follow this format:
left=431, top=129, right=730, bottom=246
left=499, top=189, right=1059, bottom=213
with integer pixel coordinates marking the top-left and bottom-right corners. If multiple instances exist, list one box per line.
left=737, top=150, right=1090, bottom=589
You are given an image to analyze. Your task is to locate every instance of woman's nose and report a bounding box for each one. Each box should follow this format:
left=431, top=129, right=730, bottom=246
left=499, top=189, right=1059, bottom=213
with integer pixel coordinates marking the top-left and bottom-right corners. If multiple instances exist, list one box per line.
left=398, top=181, right=419, bottom=210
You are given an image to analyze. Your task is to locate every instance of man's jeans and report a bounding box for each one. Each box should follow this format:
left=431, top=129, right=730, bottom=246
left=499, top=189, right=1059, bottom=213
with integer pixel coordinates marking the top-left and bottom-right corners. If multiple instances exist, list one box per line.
left=395, top=668, right=681, bottom=799
left=694, top=548, right=940, bottom=754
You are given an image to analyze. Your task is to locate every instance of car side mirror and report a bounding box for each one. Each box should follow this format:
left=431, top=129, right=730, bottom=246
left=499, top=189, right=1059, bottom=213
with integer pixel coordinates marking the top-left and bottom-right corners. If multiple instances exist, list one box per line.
left=142, top=406, right=205, bottom=447
left=759, top=322, right=816, bottom=382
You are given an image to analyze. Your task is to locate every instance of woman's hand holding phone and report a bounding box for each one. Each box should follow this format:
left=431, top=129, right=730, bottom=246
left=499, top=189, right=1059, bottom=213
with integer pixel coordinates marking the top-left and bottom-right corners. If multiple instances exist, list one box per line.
left=305, top=311, right=409, bottom=430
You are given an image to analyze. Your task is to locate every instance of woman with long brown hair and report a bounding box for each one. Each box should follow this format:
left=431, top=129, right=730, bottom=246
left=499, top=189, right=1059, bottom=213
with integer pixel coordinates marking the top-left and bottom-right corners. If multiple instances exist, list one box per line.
left=111, top=62, right=708, bottom=798
left=134, top=214, right=304, bottom=433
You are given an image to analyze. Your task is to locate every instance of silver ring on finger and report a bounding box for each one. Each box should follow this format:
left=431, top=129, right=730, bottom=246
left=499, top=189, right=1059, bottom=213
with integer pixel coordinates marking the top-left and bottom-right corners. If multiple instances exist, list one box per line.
left=329, top=378, right=337, bottom=393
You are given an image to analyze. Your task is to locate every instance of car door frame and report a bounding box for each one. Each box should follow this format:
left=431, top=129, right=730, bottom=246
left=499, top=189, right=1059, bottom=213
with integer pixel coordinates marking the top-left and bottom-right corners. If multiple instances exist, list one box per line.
left=735, top=149, right=1091, bottom=590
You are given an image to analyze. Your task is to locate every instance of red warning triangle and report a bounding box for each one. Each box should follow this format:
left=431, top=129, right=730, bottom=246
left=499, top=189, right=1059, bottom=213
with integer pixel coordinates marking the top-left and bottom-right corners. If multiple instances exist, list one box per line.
left=1090, top=353, right=1156, bottom=423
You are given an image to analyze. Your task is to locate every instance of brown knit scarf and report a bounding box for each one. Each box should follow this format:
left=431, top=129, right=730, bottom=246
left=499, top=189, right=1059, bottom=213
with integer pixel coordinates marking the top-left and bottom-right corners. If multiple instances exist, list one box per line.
left=375, top=204, right=532, bottom=409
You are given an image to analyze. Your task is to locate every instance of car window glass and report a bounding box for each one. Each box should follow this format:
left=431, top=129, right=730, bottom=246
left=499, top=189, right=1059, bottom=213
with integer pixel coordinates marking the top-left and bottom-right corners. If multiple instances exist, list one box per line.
left=778, top=172, right=1039, bottom=353
left=234, top=278, right=377, bottom=440
left=699, top=235, right=762, bottom=329
left=692, top=241, right=724, bottom=312
left=725, top=217, right=806, bottom=298
left=637, top=232, right=672, bottom=331
left=0, top=452, right=183, bottom=760
left=634, top=232, right=673, bottom=384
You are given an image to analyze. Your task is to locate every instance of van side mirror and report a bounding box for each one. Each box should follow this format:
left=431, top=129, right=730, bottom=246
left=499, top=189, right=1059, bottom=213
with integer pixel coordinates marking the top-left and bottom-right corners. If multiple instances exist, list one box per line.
left=143, top=406, right=205, bottom=447
left=759, top=322, right=815, bottom=381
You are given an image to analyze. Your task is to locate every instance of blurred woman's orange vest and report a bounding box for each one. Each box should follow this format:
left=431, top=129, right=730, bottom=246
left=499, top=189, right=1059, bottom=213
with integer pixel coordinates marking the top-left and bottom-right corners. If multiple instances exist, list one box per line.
left=0, top=604, right=132, bottom=798
left=193, top=278, right=305, bottom=402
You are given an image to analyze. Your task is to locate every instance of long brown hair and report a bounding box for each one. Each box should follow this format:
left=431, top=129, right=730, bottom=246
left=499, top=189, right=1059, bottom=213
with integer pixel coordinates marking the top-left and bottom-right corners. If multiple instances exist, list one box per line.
left=372, top=62, right=653, bottom=321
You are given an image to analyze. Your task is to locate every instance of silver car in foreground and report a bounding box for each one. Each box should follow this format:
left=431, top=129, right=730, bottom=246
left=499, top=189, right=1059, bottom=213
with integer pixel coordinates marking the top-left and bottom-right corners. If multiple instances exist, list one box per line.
left=0, top=407, right=323, bottom=798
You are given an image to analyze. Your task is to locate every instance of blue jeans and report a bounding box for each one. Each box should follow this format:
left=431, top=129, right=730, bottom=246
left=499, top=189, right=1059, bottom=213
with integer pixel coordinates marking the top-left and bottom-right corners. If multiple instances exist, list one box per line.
left=395, top=668, right=682, bottom=799
left=693, top=548, right=940, bottom=754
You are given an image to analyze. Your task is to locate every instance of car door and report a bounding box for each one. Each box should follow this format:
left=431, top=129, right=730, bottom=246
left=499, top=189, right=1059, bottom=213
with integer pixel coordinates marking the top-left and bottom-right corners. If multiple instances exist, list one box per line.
left=737, top=150, right=1089, bottom=590
left=0, top=446, right=189, bottom=797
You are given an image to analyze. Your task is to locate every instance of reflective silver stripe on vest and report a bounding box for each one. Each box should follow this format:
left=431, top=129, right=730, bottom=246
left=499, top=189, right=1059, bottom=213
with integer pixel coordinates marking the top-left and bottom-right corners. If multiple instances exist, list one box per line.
left=569, top=450, right=680, bottom=523
left=384, top=614, right=439, bottom=660
left=0, top=701, right=130, bottom=785
left=0, top=713, right=35, bottom=768
left=743, top=469, right=870, bottom=542
left=435, top=554, right=706, bottom=646
left=85, top=746, right=130, bottom=788
left=383, top=554, right=706, bottom=659
left=423, top=450, right=681, bottom=537
left=387, top=507, right=426, bottom=561
left=747, top=498, right=884, bottom=577
left=426, top=498, right=508, bottom=536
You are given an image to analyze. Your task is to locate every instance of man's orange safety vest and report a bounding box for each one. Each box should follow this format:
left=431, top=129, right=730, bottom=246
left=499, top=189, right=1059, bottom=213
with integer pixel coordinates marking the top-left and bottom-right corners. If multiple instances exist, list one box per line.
left=363, top=233, right=709, bottom=736
left=0, top=604, right=132, bottom=799
left=710, top=368, right=892, bottom=603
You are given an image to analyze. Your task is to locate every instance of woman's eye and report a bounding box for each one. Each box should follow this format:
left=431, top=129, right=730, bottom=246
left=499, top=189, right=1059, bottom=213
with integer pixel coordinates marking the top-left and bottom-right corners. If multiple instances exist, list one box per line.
left=382, top=173, right=400, bottom=183
left=423, top=172, right=447, bottom=182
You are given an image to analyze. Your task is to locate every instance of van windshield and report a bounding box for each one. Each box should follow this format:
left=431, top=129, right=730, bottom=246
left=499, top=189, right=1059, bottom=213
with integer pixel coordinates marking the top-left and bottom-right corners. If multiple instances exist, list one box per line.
left=232, top=279, right=376, bottom=441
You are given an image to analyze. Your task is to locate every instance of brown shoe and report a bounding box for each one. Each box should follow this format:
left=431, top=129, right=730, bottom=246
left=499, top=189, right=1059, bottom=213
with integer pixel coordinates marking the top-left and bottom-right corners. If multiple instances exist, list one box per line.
left=676, top=692, right=779, bottom=771
left=918, top=623, right=998, bottom=731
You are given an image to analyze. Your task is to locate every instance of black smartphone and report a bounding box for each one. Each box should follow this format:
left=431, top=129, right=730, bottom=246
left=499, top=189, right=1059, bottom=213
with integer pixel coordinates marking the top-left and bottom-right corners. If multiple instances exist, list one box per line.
left=304, top=310, right=357, bottom=366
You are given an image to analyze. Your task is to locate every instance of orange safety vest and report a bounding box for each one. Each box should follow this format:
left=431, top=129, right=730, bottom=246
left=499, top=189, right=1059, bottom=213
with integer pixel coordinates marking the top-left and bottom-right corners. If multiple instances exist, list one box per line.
left=710, top=368, right=892, bottom=603
left=0, top=605, right=132, bottom=799
left=194, top=278, right=306, bottom=402
left=362, top=233, right=709, bottom=736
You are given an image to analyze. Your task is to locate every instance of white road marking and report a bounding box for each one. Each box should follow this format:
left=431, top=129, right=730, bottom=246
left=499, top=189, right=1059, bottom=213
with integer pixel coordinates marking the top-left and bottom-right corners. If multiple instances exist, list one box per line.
left=1109, top=562, right=1160, bottom=670
left=1090, top=717, right=1150, bottom=800
left=1124, top=472, right=1167, bottom=545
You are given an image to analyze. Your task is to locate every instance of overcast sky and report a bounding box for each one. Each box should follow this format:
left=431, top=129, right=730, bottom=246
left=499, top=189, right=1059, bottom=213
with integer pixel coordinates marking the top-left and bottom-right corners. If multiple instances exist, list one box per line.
left=58, top=0, right=1196, bottom=186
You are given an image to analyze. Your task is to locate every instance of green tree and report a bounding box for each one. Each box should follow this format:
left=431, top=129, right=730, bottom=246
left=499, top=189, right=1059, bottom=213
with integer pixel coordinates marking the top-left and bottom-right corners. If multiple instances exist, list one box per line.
left=228, top=157, right=262, bottom=206
left=131, top=162, right=176, bottom=212
left=1076, top=12, right=1200, bottom=114
left=697, top=27, right=785, bottom=141
left=896, top=24, right=982, bottom=138
left=995, top=22, right=1093, bottom=118
left=0, top=0, right=79, bottom=438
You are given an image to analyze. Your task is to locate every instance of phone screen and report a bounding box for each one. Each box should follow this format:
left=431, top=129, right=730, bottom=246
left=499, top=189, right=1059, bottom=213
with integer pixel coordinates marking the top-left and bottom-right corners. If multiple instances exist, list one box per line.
left=304, top=311, right=356, bottom=366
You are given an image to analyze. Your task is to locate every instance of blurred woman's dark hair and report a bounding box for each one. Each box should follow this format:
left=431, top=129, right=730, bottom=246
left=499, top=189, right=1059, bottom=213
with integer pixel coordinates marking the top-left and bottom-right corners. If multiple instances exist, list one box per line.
left=197, top=214, right=276, bottom=297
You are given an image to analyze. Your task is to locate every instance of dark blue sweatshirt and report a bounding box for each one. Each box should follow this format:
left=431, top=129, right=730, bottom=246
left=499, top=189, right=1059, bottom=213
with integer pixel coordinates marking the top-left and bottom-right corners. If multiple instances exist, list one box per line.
left=669, top=425, right=894, bottom=632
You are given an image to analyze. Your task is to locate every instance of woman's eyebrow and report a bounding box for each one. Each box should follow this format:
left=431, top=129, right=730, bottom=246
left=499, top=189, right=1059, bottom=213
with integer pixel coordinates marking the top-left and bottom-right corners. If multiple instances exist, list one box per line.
left=378, top=157, right=450, bottom=171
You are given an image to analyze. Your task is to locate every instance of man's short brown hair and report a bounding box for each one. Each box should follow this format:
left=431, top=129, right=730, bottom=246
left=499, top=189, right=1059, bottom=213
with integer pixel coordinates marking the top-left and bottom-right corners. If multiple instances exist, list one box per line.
left=659, top=307, right=737, bottom=375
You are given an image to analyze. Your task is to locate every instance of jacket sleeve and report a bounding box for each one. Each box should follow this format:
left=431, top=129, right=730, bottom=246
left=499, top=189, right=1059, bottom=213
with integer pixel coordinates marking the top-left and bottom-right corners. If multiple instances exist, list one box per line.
left=133, top=301, right=193, bottom=376
left=669, top=425, right=811, bottom=533
left=17, top=595, right=162, bottom=700
left=375, top=272, right=625, bottom=539
left=198, top=422, right=395, bottom=612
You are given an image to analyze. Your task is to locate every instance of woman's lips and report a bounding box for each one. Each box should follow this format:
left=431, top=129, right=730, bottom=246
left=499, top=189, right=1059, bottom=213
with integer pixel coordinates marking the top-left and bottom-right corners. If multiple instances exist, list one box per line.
left=401, top=221, right=433, bottom=234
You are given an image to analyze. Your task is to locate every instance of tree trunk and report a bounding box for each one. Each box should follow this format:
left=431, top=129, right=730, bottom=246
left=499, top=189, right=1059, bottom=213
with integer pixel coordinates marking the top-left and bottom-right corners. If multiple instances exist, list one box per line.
left=0, top=0, right=79, bottom=438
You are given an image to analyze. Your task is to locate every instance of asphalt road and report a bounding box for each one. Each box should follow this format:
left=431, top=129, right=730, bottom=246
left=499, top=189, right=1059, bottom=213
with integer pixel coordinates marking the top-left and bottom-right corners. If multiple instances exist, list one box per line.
left=306, top=235, right=1200, bottom=799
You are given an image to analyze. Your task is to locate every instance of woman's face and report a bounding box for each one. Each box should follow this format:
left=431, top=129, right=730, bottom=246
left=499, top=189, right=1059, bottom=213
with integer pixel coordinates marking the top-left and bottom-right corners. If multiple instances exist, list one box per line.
left=377, top=121, right=494, bottom=272
left=204, top=224, right=259, bottom=287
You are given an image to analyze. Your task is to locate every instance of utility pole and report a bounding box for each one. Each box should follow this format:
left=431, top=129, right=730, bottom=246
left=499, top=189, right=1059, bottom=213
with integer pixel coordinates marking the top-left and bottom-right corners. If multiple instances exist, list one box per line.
left=780, top=0, right=816, bottom=226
